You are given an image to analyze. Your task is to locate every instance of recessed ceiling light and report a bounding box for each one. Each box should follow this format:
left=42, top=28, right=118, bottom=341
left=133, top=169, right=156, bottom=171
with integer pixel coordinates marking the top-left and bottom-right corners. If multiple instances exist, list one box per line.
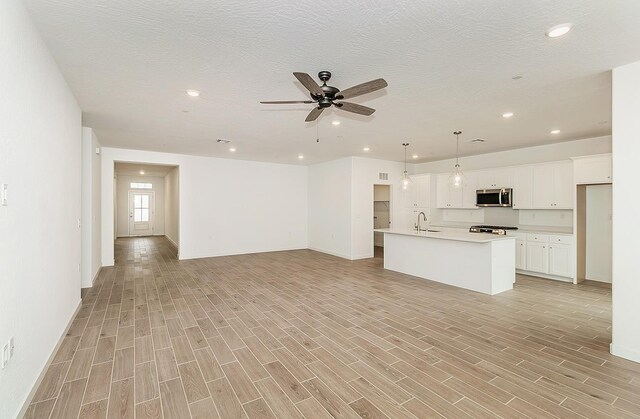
left=229, top=147, right=236, bottom=152
left=298, top=154, right=304, bottom=159
left=332, top=120, right=341, bottom=126
left=546, top=23, right=573, bottom=38
left=363, top=147, right=370, bottom=152
left=412, top=154, right=418, bottom=159
left=186, top=89, right=200, bottom=97
left=471, top=138, right=485, bottom=143
left=502, top=112, right=514, bottom=118
left=139, top=170, right=145, bottom=175
left=550, top=130, right=561, bottom=134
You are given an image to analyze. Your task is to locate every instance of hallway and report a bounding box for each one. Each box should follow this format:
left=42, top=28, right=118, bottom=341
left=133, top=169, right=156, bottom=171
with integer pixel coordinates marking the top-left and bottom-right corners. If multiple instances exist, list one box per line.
left=26, top=237, right=640, bottom=418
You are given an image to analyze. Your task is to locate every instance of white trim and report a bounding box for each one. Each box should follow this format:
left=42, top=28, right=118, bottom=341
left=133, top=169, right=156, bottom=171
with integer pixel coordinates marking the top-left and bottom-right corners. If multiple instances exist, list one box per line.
left=17, top=300, right=82, bottom=418
left=351, top=253, right=374, bottom=260
left=180, top=247, right=308, bottom=261
left=82, top=267, right=101, bottom=289
left=516, top=269, right=573, bottom=283
left=165, top=235, right=179, bottom=249
left=611, top=343, right=640, bottom=364
left=307, top=247, right=352, bottom=260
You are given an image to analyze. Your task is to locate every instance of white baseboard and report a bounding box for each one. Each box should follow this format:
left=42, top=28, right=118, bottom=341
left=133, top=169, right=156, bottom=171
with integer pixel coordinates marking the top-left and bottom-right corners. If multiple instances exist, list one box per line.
left=611, top=343, right=640, bottom=364
left=516, top=269, right=573, bottom=283
left=307, top=247, right=352, bottom=260
left=351, top=253, right=373, bottom=260
left=17, top=300, right=82, bottom=418
left=180, top=246, right=308, bottom=261
left=165, top=235, right=178, bottom=249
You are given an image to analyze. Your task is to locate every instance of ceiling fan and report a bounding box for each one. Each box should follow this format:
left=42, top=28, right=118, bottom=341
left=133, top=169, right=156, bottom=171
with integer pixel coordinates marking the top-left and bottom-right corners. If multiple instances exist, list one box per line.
left=260, top=71, right=388, bottom=122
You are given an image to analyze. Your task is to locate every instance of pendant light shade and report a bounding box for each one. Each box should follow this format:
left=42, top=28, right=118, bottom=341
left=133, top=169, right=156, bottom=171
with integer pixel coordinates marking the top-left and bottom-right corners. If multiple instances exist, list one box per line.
left=448, top=131, right=465, bottom=189
left=401, top=143, right=411, bottom=190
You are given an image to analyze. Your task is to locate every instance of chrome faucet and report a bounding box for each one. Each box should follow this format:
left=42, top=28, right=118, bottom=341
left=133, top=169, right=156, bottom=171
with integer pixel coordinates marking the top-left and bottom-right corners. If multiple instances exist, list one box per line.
left=417, top=212, right=427, bottom=232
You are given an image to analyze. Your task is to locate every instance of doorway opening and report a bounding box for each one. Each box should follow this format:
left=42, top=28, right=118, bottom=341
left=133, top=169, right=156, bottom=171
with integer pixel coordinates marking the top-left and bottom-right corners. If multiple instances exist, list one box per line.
left=114, top=162, right=180, bottom=257
left=576, top=183, right=612, bottom=284
left=373, top=184, right=392, bottom=258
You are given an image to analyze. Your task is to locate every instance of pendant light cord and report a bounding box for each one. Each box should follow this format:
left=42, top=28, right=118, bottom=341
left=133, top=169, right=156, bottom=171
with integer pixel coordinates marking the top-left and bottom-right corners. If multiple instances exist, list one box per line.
left=453, top=131, right=462, bottom=167
left=402, top=143, right=409, bottom=172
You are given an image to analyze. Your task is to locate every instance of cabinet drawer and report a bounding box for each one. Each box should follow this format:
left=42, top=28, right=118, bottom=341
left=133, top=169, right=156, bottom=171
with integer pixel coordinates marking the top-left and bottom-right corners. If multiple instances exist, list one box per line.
left=527, top=234, right=549, bottom=243
left=549, top=235, right=573, bottom=245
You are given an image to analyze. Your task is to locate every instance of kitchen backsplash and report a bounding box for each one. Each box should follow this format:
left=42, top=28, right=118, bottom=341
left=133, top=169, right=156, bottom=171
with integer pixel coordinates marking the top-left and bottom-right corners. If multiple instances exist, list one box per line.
left=435, top=207, right=573, bottom=232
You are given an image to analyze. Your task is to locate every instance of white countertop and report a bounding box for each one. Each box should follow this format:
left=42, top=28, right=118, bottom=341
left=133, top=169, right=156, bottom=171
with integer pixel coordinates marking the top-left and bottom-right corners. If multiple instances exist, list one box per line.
left=374, top=228, right=515, bottom=243
left=429, top=223, right=573, bottom=235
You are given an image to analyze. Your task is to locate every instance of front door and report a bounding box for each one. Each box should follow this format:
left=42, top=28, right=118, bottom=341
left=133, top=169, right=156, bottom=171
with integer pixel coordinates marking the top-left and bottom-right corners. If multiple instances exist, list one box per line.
left=128, top=191, right=154, bottom=236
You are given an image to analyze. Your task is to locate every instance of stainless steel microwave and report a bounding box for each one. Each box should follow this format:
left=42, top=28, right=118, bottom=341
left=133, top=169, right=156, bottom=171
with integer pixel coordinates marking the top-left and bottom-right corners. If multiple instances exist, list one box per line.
left=476, top=188, right=513, bottom=207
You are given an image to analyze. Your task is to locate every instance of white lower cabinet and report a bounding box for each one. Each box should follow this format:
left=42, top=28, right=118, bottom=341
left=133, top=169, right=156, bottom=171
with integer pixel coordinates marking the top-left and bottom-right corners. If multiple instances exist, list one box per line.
left=514, top=232, right=573, bottom=280
left=515, top=240, right=526, bottom=270
left=548, top=243, right=572, bottom=277
left=526, top=242, right=549, bottom=273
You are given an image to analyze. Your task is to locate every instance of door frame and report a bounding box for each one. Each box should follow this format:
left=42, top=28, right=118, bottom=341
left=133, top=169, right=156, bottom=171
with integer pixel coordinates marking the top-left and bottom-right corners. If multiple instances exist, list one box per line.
left=127, top=190, right=156, bottom=237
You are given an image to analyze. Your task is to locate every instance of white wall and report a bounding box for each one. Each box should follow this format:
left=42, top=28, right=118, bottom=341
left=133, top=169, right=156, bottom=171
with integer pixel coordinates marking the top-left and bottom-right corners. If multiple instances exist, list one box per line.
left=351, top=157, right=406, bottom=259
left=611, top=60, right=640, bottom=363
left=308, top=157, right=406, bottom=259
left=164, top=167, right=180, bottom=248
left=116, top=175, right=165, bottom=237
left=81, top=127, right=101, bottom=288
left=415, top=136, right=611, bottom=173
left=0, top=1, right=82, bottom=417
left=585, top=184, right=612, bottom=283
left=308, top=158, right=353, bottom=259
left=102, top=148, right=308, bottom=264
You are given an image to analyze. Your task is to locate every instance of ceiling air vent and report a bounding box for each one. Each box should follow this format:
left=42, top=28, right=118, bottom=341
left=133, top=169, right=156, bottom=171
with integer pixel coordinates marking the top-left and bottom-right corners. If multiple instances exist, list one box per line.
left=379, top=172, right=389, bottom=181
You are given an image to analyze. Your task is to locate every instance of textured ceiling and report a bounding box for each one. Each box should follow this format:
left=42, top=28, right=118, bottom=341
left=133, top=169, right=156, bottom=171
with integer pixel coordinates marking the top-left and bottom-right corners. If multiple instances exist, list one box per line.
left=24, top=0, right=640, bottom=164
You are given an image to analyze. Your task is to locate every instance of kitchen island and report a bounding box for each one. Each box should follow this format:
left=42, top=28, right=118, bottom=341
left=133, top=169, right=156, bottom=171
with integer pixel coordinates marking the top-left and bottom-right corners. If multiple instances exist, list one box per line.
left=374, top=228, right=515, bottom=295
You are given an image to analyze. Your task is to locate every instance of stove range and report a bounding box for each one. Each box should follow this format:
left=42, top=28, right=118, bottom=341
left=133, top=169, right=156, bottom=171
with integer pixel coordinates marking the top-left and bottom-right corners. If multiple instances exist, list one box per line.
left=469, top=225, right=518, bottom=235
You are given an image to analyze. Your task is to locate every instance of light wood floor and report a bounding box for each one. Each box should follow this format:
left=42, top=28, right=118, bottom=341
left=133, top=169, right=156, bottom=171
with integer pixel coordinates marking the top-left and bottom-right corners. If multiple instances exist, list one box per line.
left=26, top=236, right=640, bottom=419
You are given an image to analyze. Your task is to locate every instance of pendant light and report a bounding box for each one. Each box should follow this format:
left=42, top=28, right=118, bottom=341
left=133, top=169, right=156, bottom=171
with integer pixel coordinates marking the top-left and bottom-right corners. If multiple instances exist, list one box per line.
left=401, top=143, right=411, bottom=190
left=448, top=131, right=465, bottom=189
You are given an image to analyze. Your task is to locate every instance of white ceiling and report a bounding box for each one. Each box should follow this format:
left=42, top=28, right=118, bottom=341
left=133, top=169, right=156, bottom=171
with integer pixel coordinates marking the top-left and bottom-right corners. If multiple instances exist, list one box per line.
left=114, top=162, right=176, bottom=177
left=24, top=0, right=640, bottom=165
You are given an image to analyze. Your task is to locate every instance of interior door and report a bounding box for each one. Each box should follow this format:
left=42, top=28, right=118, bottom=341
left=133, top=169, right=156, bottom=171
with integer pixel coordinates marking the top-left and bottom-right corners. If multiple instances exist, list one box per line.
left=128, top=191, right=154, bottom=236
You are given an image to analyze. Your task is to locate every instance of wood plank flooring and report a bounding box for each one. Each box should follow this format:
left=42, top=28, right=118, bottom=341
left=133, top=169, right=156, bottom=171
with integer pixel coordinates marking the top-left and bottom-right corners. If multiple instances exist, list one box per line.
left=26, top=236, right=640, bottom=418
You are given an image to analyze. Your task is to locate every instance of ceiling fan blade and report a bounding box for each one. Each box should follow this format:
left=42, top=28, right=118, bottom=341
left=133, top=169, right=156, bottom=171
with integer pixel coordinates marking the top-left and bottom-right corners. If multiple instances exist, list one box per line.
left=260, top=100, right=315, bottom=104
left=337, top=78, right=388, bottom=100
left=293, top=72, right=324, bottom=97
left=335, top=102, right=375, bottom=116
left=305, top=107, right=324, bottom=122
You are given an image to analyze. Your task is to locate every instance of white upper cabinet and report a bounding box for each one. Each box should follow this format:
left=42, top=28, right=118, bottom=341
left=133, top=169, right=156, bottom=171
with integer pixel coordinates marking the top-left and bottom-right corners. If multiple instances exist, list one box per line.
left=430, top=159, right=575, bottom=211
left=436, top=173, right=463, bottom=208
left=413, top=175, right=431, bottom=208
left=553, top=161, right=574, bottom=209
left=512, top=166, right=533, bottom=209
left=532, top=161, right=573, bottom=209
left=476, top=168, right=514, bottom=189
left=461, top=172, right=478, bottom=209
left=573, top=154, right=612, bottom=184
left=403, top=174, right=431, bottom=208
